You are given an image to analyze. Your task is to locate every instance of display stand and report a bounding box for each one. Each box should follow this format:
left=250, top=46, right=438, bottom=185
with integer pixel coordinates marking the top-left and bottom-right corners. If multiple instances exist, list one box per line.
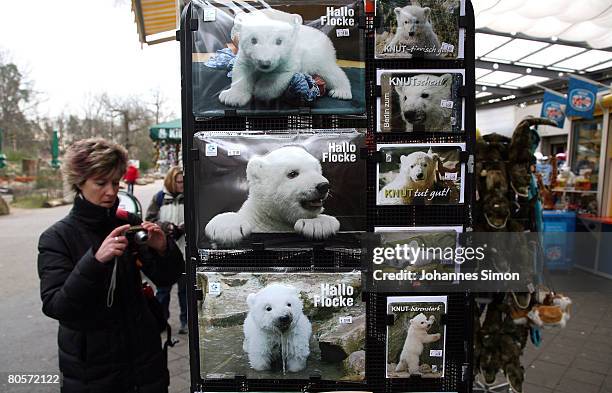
left=180, top=1, right=477, bottom=392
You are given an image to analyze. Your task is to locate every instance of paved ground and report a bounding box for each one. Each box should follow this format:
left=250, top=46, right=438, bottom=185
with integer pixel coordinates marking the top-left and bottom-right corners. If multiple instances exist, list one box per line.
left=1, top=184, right=611, bottom=393
left=475, top=270, right=612, bottom=393
left=0, top=181, right=190, bottom=393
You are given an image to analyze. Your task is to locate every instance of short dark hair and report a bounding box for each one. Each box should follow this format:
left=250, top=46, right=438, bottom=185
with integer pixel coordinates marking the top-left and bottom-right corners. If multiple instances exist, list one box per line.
left=63, top=138, right=128, bottom=193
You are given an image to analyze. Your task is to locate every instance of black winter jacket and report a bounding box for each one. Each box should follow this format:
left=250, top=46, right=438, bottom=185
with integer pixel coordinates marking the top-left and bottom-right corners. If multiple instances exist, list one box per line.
left=37, top=195, right=184, bottom=393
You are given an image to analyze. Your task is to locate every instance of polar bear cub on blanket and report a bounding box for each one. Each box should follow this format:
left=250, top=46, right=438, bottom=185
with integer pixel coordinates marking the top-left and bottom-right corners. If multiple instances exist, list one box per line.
left=379, top=148, right=439, bottom=205
left=395, top=313, right=441, bottom=375
left=205, top=146, right=340, bottom=246
left=219, top=11, right=352, bottom=106
left=395, top=73, right=453, bottom=132
left=243, top=283, right=312, bottom=372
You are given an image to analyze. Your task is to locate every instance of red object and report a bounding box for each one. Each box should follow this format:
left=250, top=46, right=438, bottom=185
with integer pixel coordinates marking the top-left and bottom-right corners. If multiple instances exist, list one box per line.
left=578, top=215, right=612, bottom=225
left=312, top=74, right=327, bottom=96
left=124, top=165, right=139, bottom=183
left=116, top=208, right=129, bottom=221
left=142, top=282, right=154, bottom=298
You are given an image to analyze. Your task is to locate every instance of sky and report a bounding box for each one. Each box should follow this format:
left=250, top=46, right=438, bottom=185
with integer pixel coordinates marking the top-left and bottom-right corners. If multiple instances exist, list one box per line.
left=0, top=0, right=181, bottom=119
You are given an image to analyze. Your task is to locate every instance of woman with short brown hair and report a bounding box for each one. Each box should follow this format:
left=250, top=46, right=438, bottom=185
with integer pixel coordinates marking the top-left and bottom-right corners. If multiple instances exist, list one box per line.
left=38, top=138, right=184, bottom=393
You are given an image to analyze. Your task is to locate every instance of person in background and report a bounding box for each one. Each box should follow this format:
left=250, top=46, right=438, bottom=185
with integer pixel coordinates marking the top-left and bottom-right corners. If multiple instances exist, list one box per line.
left=146, top=166, right=187, bottom=334
left=37, top=138, right=184, bottom=393
left=124, top=162, right=139, bottom=194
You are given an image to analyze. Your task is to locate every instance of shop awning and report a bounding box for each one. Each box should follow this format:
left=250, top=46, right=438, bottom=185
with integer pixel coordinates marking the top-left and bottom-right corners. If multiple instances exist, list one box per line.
left=132, top=0, right=180, bottom=45
left=474, top=0, right=612, bottom=49
left=150, top=119, right=182, bottom=142
left=473, top=0, right=612, bottom=107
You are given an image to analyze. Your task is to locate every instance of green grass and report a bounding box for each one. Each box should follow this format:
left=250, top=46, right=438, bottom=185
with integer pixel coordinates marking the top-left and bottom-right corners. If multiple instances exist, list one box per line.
left=11, top=194, right=48, bottom=209
left=5, top=150, right=35, bottom=162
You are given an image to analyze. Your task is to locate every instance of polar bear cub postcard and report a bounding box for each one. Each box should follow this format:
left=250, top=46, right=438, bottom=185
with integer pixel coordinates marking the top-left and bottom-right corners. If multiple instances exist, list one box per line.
left=386, top=295, right=447, bottom=378
left=190, top=0, right=365, bottom=116
left=377, top=69, right=464, bottom=133
left=194, top=130, right=366, bottom=249
left=373, top=226, right=463, bottom=277
left=197, top=271, right=365, bottom=380
left=376, top=143, right=465, bottom=206
left=375, top=0, right=464, bottom=59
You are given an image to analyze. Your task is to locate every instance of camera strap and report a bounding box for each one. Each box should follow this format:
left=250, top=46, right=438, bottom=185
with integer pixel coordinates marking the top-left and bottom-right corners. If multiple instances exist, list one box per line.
left=106, top=257, right=118, bottom=308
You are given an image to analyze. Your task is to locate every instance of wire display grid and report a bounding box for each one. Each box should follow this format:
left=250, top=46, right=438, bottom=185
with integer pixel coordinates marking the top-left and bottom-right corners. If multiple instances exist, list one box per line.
left=181, top=1, right=477, bottom=391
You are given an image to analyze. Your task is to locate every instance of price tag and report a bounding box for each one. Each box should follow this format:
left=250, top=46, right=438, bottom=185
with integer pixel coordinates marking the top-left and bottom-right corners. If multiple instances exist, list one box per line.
left=445, top=172, right=458, bottom=181
left=227, top=149, right=241, bottom=156
left=205, top=144, right=218, bottom=157
left=441, top=99, right=454, bottom=109
left=430, top=350, right=443, bottom=357
left=208, top=282, right=221, bottom=295
left=336, top=28, right=350, bottom=37
left=339, top=316, right=353, bottom=324
left=203, top=7, right=216, bottom=22
left=440, top=42, right=454, bottom=53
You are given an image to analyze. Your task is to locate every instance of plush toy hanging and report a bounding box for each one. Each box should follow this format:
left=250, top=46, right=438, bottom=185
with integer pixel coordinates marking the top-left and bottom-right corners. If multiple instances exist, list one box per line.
left=473, top=117, right=571, bottom=393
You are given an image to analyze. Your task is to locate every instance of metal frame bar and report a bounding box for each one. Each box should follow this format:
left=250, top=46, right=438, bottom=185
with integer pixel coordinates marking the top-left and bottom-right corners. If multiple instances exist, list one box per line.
left=597, top=112, right=609, bottom=216
left=476, top=74, right=612, bottom=107
left=585, top=57, right=612, bottom=72
left=476, top=60, right=561, bottom=79
left=475, top=32, right=612, bottom=90
left=476, top=85, right=518, bottom=96
left=476, top=28, right=612, bottom=52
left=476, top=33, right=513, bottom=58
left=133, top=0, right=147, bottom=44
left=146, top=35, right=176, bottom=45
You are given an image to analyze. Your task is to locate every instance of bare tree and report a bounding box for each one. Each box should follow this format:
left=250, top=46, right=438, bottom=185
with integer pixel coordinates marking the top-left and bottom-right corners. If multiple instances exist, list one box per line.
left=149, top=88, right=166, bottom=125
left=101, top=95, right=155, bottom=167
left=81, top=93, right=108, bottom=139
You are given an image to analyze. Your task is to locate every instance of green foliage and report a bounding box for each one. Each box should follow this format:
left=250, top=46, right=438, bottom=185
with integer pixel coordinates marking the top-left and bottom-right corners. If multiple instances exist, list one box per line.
left=0, top=60, right=38, bottom=151
left=35, top=168, right=63, bottom=190
left=6, top=149, right=34, bottom=162
left=139, top=159, right=152, bottom=172
left=11, top=193, right=47, bottom=209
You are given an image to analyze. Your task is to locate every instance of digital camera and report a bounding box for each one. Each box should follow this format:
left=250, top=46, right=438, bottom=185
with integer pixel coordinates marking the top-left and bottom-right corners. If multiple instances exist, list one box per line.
left=124, top=226, right=148, bottom=246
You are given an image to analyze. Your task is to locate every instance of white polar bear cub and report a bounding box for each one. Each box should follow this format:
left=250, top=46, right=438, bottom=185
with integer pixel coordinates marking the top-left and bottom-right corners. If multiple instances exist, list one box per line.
left=205, top=146, right=340, bottom=246
left=395, top=73, right=453, bottom=132
left=379, top=148, right=438, bottom=205
left=219, top=11, right=352, bottom=107
left=388, top=5, right=440, bottom=55
left=395, top=313, right=441, bottom=375
left=243, top=283, right=312, bottom=372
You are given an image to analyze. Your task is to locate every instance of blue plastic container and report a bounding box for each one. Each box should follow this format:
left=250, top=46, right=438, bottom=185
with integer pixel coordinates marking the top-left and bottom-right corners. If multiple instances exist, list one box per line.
left=542, top=211, right=576, bottom=271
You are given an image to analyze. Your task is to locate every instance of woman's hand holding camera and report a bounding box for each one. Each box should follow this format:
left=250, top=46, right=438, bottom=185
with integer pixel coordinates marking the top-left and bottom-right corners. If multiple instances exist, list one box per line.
left=141, top=221, right=167, bottom=255
left=95, top=222, right=167, bottom=263
left=95, top=224, right=131, bottom=263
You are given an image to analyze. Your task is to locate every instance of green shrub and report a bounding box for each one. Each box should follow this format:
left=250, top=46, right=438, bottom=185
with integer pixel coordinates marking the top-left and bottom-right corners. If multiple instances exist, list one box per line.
left=139, top=160, right=152, bottom=172
left=35, top=169, right=63, bottom=190
left=11, top=194, right=47, bottom=209
left=6, top=150, right=35, bottom=162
